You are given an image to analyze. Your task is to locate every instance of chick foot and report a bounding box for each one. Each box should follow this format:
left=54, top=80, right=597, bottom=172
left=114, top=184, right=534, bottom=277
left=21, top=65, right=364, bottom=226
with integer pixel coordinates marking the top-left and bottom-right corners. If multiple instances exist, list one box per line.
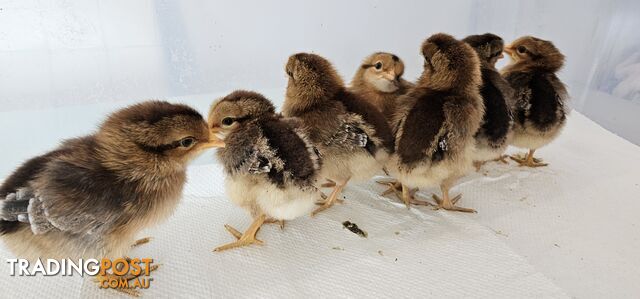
left=510, top=149, right=547, bottom=167
left=214, top=214, right=266, bottom=252
left=131, top=237, right=152, bottom=248
left=376, top=180, right=419, bottom=203
left=321, top=179, right=336, bottom=188
left=430, top=183, right=476, bottom=213
left=431, top=192, right=476, bottom=213
left=376, top=179, right=402, bottom=198
left=95, top=262, right=159, bottom=297
left=493, top=155, right=510, bottom=164
left=312, top=180, right=348, bottom=216
left=398, top=184, right=429, bottom=209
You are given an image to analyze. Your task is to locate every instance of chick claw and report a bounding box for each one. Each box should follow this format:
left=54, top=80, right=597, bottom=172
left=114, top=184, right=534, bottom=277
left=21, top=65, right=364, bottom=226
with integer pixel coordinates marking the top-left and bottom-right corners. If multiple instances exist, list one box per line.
left=399, top=185, right=429, bottom=209
left=493, top=155, right=510, bottom=164
left=431, top=194, right=477, bottom=213
left=214, top=215, right=266, bottom=252
left=510, top=150, right=548, bottom=167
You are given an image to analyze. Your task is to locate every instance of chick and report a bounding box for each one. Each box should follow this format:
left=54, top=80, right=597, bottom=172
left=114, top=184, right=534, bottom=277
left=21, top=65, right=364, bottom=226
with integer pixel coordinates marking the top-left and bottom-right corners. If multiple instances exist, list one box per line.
left=0, top=101, right=222, bottom=294
left=387, top=33, right=484, bottom=213
left=283, top=53, right=394, bottom=215
left=350, top=52, right=414, bottom=120
left=209, top=90, right=322, bottom=251
left=349, top=52, right=415, bottom=198
left=501, top=36, right=568, bottom=167
left=462, top=33, right=515, bottom=170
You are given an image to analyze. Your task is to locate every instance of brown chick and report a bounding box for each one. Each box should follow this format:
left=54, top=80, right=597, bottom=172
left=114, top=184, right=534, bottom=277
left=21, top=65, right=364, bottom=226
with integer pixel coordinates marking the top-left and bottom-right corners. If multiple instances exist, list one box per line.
left=0, top=101, right=222, bottom=295
left=387, top=33, right=484, bottom=213
left=462, top=33, right=515, bottom=170
left=350, top=52, right=414, bottom=120
left=208, top=90, right=322, bottom=251
left=501, top=36, right=569, bottom=167
left=350, top=52, right=415, bottom=199
left=283, top=53, right=394, bottom=216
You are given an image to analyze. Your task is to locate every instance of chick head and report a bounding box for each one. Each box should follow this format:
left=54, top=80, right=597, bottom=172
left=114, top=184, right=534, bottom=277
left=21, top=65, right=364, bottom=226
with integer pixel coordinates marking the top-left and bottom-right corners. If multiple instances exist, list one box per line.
left=420, top=33, right=481, bottom=91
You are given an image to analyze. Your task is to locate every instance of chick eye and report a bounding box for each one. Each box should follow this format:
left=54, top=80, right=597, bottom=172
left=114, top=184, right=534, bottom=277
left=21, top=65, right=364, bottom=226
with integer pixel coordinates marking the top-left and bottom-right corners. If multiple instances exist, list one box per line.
left=221, top=117, right=234, bottom=126
left=517, top=46, right=527, bottom=54
left=375, top=62, right=383, bottom=70
left=179, top=137, right=196, bottom=148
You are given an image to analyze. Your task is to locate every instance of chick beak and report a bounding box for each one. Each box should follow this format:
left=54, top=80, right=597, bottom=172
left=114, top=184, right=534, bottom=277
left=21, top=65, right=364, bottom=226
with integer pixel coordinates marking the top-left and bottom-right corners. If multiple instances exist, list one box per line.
left=205, top=127, right=226, bottom=148
left=503, top=45, right=514, bottom=56
left=498, top=52, right=505, bottom=59
left=384, top=72, right=399, bottom=86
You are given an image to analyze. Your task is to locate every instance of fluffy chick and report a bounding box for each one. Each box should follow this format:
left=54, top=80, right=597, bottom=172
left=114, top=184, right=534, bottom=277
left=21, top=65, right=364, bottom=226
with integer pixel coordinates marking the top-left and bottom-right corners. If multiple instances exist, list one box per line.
left=350, top=52, right=414, bottom=120
left=283, top=53, right=394, bottom=215
left=388, top=33, right=484, bottom=213
left=350, top=52, right=415, bottom=199
left=0, top=101, right=221, bottom=295
left=501, top=36, right=569, bottom=167
left=462, top=33, right=515, bottom=170
left=209, top=90, right=322, bottom=251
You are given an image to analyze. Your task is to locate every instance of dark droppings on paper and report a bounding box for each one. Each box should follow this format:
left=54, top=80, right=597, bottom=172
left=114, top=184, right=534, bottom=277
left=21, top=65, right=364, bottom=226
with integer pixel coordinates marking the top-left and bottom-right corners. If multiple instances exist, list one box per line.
left=342, top=221, right=368, bottom=238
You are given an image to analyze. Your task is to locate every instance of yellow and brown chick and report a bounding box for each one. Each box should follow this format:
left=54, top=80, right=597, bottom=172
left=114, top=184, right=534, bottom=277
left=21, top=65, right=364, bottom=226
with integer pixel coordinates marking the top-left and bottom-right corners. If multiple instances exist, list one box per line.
left=0, top=101, right=221, bottom=295
left=350, top=52, right=414, bottom=120
left=462, top=33, right=515, bottom=170
left=501, top=36, right=569, bottom=167
left=209, top=90, right=322, bottom=251
left=387, top=33, right=484, bottom=213
left=350, top=52, right=415, bottom=199
left=283, top=53, right=394, bottom=216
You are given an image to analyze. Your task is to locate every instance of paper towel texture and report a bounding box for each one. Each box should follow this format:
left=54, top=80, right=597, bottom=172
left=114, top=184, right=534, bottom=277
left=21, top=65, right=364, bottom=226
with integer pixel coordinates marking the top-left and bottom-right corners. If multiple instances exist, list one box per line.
left=1, top=112, right=639, bottom=298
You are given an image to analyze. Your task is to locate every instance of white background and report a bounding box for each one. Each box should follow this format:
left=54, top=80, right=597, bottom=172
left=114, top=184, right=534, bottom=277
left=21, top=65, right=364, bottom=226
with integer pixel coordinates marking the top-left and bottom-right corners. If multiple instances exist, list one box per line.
left=1, top=0, right=639, bottom=149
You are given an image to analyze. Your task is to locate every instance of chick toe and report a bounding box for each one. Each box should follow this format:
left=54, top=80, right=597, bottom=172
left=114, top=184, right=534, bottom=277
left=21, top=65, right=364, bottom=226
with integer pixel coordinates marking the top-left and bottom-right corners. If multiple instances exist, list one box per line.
left=321, top=179, right=336, bottom=188
left=377, top=180, right=402, bottom=198
left=432, top=193, right=476, bottom=213
left=214, top=215, right=266, bottom=252
left=312, top=182, right=347, bottom=216
left=493, top=155, right=510, bottom=164
left=131, top=237, right=152, bottom=248
left=510, top=150, right=548, bottom=167
left=265, top=218, right=285, bottom=230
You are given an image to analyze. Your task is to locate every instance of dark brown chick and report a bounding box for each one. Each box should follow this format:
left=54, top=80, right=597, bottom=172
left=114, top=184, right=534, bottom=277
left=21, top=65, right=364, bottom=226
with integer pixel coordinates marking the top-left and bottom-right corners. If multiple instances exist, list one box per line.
left=501, top=36, right=568, bottom=167
left=0, top=101, right=221, bottom=295
left=387, top=33, right=484, bottom=213
left=283, top=53, right=394, bottom=216
left=462, top=33, right=515, bottom=170
left=350, top=52, right=414, bottom=120
left=208, top=90, right=322, bottom=252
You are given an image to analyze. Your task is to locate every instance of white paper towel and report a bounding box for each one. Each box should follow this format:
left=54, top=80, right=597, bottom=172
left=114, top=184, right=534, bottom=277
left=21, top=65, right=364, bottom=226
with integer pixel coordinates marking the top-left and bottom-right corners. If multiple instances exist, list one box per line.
left=2, top=111, right=639, bottom=298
